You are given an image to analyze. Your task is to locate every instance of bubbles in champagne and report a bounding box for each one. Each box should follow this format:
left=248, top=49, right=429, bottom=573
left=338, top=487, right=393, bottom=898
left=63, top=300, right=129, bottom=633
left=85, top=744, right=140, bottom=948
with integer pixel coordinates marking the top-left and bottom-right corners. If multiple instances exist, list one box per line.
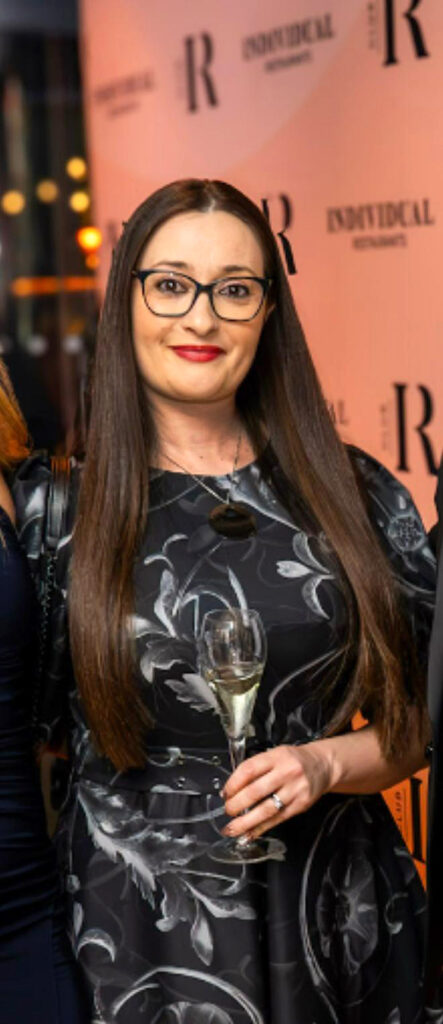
left=206, top=663, right=263, bottom=740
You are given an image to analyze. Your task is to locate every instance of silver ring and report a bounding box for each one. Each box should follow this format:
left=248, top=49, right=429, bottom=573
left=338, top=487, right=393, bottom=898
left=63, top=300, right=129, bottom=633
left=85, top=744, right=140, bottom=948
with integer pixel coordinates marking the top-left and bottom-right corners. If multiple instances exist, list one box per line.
left=270, top=792, right=285, bottom=813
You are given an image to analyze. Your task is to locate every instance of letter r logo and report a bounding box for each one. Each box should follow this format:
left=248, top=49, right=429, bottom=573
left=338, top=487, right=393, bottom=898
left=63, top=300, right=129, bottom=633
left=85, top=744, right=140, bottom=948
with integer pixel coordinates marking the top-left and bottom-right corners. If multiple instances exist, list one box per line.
left=383, top=0, right=430, bottom=65
left=184, top=34, right=218, bottom=112
left=261, top=195, right=297, bottom=276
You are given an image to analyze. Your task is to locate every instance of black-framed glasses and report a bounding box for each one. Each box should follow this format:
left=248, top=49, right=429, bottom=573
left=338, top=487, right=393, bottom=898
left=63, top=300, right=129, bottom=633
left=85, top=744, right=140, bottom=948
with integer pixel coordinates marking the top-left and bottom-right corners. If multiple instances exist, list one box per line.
left=131, top=268, right=272, bottom=322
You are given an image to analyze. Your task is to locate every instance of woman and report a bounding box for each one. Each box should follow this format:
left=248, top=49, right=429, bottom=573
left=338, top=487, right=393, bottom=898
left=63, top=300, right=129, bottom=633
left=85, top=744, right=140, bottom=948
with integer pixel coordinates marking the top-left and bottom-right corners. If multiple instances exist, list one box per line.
left=14, top=179, right=436, bottom=1023
left=0, top=363, right=88, bottom=1023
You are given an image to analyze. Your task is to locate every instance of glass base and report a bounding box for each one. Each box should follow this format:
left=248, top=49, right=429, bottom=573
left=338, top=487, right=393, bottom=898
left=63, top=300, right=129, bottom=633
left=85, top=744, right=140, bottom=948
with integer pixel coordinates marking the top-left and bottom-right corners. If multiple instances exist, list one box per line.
left=210, top=836, right=287, bottom=864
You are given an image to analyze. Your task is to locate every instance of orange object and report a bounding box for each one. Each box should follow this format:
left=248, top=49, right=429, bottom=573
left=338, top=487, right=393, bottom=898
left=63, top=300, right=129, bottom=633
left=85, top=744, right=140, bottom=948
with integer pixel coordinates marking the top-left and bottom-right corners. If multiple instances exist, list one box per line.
left=10, top=276, right=98, bottom=297
left=76, top=226, right=102, bottom=253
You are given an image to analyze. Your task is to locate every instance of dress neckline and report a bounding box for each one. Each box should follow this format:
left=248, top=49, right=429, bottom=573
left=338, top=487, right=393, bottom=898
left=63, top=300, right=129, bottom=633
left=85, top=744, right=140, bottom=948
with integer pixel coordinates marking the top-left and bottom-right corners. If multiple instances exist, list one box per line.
left=149, top=457, right=260, bottom=482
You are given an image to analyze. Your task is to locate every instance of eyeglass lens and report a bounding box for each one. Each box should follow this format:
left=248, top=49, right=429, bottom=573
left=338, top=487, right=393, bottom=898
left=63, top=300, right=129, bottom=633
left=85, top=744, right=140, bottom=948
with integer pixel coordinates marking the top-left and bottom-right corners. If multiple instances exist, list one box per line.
left=142, top=272, right=265, bottom=320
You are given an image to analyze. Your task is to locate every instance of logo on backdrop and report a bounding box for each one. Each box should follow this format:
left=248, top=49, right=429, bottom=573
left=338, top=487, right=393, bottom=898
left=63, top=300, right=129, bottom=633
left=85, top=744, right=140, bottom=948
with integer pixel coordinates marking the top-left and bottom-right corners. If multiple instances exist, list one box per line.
left=184, top=34, right=218, bottom=112
left=326, top=197, right=435, bottom=251
left=242, top=12, right=334, bottom=74
left=329, top=400, right=350, bottom=429
left=392, top=383, right=438, bottom=475
left=261, top=195, right=296, bottom=275
left=367, top=1, right=430, bottom=65
left=93, top=70, right=155, bottom=118
left=383, top=0, right=430, bottom=65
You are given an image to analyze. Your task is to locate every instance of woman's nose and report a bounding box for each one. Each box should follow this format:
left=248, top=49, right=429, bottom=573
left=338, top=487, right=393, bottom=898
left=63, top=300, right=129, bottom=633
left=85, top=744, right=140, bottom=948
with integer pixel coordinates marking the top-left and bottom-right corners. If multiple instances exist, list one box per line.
left=183, top=290, right=218, bottom=333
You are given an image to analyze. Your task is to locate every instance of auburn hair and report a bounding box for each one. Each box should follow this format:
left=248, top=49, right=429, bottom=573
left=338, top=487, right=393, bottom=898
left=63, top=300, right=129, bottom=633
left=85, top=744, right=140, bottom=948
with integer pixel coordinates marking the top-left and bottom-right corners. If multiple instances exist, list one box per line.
left=69, top=178, right=425, bottom=770
left=0, top=361, right=29, bottom=467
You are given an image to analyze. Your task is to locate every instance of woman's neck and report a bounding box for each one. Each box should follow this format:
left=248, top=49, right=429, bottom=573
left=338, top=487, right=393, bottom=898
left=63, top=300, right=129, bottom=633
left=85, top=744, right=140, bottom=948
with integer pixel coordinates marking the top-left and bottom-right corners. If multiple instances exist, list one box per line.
left=150, top=395, right=255, bottom=475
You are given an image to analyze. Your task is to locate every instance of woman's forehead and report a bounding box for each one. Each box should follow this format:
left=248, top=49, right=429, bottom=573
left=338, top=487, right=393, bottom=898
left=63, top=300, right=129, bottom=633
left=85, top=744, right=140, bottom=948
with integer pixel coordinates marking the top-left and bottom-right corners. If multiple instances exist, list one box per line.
left=139, top=210, right=265, bottom=274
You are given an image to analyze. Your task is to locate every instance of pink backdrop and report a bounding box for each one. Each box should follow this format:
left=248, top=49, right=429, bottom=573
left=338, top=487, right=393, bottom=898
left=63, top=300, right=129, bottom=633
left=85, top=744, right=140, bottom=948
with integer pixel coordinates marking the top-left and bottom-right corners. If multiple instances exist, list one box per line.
left=80, top=0, right=442, bottom=879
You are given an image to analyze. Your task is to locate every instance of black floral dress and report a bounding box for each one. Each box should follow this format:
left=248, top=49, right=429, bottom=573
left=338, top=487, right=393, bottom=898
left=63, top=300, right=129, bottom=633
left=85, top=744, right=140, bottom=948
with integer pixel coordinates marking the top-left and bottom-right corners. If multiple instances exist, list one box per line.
left=13, top=448, right=439, bottom=1024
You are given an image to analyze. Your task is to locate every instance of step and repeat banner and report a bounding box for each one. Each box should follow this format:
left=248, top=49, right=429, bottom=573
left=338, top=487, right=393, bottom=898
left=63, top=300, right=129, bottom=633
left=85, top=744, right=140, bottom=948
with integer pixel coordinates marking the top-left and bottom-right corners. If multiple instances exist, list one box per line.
left=79, top=0, right=443, bottom=883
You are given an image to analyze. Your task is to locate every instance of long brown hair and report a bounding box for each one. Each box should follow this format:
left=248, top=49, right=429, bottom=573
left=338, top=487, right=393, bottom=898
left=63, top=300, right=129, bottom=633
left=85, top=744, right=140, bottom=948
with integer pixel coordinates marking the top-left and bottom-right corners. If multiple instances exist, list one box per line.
left=0, top=360, right=29, bottom=467
left=70, top=178, right=424, bottom=770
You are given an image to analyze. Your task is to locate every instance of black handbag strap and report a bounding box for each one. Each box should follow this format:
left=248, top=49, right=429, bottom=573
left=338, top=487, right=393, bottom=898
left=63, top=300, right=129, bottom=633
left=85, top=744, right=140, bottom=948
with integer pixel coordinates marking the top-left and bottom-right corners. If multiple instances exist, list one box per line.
left=33, top=456, right=72, bottom=737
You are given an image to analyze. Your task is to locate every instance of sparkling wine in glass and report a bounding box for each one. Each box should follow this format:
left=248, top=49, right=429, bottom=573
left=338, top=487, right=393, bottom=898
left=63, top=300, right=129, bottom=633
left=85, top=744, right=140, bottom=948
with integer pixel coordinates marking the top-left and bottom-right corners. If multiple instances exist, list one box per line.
left=199, top=607, right=286, bottom=864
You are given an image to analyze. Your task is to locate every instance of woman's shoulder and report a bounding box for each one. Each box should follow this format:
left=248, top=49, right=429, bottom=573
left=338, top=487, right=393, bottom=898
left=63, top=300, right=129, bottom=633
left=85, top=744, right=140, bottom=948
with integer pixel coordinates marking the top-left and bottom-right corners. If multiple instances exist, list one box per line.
left=347, top=444, right=422, bottom=515
left=12, top=450, right=52, bottom=505
left=11, top=452, right=80, bottom=565
left=346, top=444, right=435, bottom=576
left=347, top=444, right=408, bottom=497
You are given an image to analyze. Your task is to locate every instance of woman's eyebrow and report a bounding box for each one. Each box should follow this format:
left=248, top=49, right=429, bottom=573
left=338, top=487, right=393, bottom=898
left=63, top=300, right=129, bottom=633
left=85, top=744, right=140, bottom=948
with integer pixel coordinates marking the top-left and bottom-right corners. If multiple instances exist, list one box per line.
left=220, top=264, right=258, bottom=275
left=149, top=259, right=259, bottom=275
left=149, top=260, right=189, bottom=269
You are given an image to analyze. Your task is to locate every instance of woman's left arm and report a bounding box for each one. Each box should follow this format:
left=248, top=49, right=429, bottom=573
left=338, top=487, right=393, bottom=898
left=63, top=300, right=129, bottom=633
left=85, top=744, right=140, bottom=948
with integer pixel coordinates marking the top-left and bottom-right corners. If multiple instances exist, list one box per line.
left=224, top=449, right=436, bottom=841
left=222, top=713, right=427, bottom=841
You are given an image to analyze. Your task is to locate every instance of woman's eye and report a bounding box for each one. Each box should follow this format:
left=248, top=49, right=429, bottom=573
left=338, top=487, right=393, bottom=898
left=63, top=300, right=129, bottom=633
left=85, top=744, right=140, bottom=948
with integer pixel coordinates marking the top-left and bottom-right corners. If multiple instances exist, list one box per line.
left=218, top=282, right=251, bottom=299
left=156, top=277, right=188, bottom=294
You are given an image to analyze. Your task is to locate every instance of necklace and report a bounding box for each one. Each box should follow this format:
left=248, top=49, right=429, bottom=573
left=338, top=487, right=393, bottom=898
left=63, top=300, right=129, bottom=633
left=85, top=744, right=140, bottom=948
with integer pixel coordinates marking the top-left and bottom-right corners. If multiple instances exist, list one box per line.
left=161, top=432, right=257, bottom=540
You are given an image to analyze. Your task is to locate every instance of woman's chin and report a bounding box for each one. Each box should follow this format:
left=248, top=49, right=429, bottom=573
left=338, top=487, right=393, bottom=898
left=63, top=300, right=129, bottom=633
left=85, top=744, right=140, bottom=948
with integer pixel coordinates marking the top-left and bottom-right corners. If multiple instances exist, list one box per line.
left=170, top=388, right=231, bottom=406
left=146, top=377, right=235, bottom=407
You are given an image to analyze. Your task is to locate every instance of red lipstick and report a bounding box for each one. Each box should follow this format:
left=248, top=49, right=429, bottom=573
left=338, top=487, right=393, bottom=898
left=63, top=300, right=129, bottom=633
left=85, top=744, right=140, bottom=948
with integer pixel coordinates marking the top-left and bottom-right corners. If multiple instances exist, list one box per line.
left=171, top=346, right=223, bottom=363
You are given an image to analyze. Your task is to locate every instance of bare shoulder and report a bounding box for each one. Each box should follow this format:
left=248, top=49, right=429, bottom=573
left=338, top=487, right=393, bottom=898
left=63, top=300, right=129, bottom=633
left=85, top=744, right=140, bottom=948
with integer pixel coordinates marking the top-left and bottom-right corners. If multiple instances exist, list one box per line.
left=0, top=472, right=15, bottom=523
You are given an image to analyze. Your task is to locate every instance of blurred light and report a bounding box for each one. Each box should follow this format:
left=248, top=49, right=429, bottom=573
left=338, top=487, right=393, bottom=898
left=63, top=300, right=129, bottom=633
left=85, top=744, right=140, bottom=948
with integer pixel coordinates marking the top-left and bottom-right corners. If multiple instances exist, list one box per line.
left=12, top=277, right=58, bottom=297
left=69, top=190, right=90, bottom=213
left=11, top=276, right=98, bottom=297
left=63, top=333, right=84, bottom=355
left=36, top=179, right=59, bottom=203
left=25, top=334, right=48, bottom=356
left=1, top=190, right=26, bottom=215
left=66, top=157, right=87, bottom=180
left=85, top=252, right=100, bottom=270
left=68, top=317, right=86, bottom=334
left=76, top=226, right=102, bottom=252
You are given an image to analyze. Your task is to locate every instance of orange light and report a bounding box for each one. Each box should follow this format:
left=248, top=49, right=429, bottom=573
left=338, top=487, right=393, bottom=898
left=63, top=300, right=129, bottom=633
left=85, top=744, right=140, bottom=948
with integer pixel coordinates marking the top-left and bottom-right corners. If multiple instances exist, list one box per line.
left=35, top=179, right=59, bottom=203
left=1, top=190, right=26, bottom=215
left=76, top=226, right=102, bottom=253
left=85, top=252, right=100, bottom=270
left=11, top=276, right=98, bottom=297
left=69, top=190, right=90, bottom=213
left=66, top=157, right=87, bottom=180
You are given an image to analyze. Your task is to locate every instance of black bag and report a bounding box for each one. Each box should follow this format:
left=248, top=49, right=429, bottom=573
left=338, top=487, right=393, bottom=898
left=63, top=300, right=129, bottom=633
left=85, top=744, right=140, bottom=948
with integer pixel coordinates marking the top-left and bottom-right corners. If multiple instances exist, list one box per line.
left=12, top=453, right=75, bottom=747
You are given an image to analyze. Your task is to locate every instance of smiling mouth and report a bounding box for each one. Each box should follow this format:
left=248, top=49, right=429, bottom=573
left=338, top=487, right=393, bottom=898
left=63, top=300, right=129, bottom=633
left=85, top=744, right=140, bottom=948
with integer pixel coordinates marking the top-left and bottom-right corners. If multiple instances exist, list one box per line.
left=170, top=346, right=224, bottom=362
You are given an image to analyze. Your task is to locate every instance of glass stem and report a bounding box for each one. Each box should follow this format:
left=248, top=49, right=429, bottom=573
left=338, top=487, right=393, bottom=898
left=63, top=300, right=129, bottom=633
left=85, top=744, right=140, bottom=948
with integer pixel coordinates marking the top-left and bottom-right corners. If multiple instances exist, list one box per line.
left=228, top=735, right=246, bottom=773
left=227, top=735, right=253, bottom=849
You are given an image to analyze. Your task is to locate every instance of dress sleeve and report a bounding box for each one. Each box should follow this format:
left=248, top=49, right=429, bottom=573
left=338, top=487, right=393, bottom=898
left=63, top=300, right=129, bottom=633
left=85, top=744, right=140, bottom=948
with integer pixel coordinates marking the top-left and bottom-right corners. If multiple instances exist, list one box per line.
left=348, top=446, right=436, bottom=674
left=11, top=453, right=52, bottom=569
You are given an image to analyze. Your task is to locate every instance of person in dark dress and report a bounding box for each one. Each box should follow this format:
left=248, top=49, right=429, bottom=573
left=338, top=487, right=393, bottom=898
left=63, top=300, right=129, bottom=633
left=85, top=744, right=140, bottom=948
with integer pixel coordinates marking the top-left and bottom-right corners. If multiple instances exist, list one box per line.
left=0, top=363, right=89, bottom=1024
left=14, top=180, right=438, bottom=1023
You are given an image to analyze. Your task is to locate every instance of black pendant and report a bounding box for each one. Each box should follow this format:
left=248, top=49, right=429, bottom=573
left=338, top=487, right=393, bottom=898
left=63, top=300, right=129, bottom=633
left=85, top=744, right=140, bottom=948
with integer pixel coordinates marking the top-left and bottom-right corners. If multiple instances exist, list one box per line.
left=209, top=502, right=257, bottom=539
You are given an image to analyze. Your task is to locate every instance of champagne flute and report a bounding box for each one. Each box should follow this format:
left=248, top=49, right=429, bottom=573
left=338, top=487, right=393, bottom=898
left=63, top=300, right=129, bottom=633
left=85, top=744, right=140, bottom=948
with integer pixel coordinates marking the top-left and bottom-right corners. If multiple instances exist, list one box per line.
left=198, top=607, right=286, bottom=864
